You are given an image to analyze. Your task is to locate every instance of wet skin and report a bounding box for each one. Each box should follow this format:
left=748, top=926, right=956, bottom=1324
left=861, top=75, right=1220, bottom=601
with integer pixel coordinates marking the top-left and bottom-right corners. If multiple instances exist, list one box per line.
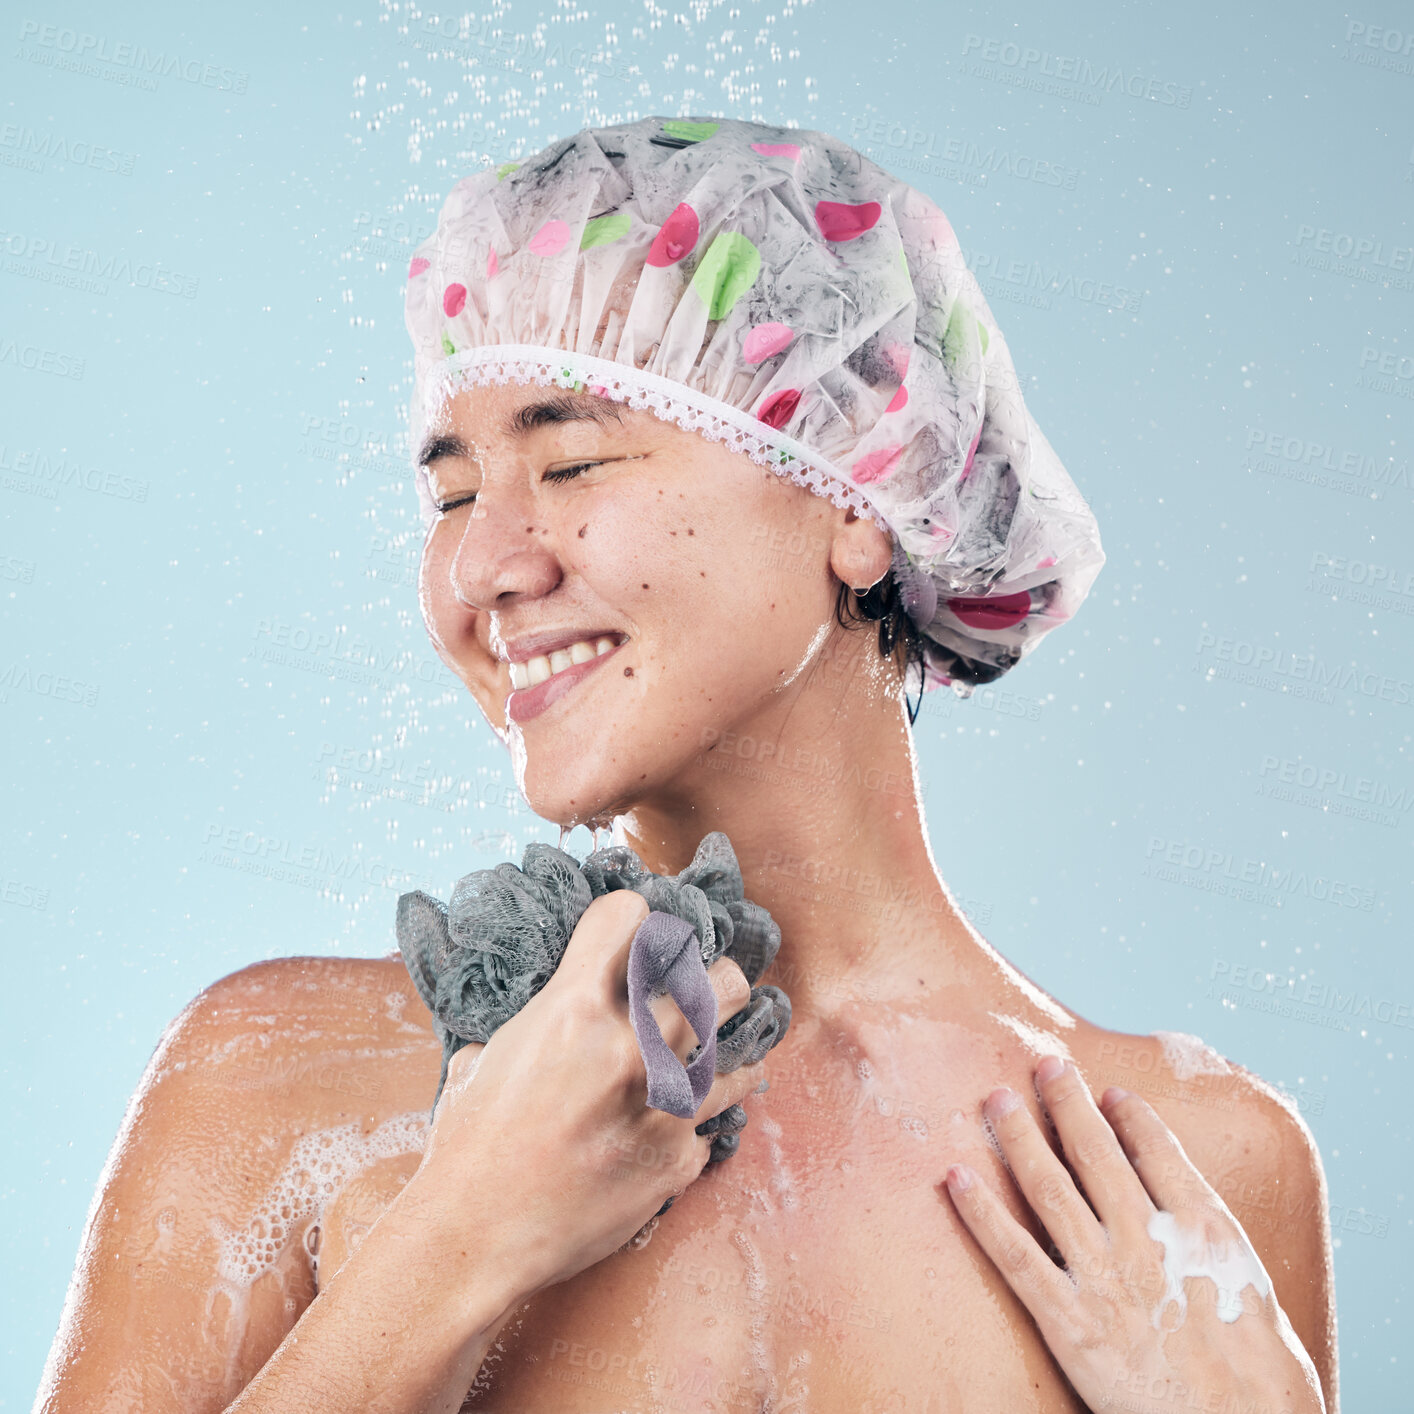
left=36, top=384, right=1337, bottom=1412
left=52, top=953, right=1332, bottom=1412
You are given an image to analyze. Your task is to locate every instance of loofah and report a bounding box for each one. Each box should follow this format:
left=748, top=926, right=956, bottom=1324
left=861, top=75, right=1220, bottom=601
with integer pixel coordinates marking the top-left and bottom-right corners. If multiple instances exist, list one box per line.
left=395, top=830, right=791, bottom=1183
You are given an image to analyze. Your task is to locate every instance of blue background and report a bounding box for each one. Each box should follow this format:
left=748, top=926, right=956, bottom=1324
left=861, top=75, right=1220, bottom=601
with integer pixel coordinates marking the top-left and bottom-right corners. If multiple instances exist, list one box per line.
left=3, top=0, right=1409, bottom=1404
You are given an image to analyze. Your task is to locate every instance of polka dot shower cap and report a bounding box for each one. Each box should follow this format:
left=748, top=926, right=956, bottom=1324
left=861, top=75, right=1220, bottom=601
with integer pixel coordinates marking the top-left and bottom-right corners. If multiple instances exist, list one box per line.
left=404, top=114, right=1106, bottom=697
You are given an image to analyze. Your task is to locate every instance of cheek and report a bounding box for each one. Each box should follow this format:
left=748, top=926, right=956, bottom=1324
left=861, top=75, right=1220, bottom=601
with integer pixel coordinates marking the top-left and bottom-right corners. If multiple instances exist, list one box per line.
left=417, top=534, right=456, bottom=636
left=571, top=490, right=721, bottom=608
left=574, top=490, right=826, bottom=664
left=418, top=530, right=485, bottom=660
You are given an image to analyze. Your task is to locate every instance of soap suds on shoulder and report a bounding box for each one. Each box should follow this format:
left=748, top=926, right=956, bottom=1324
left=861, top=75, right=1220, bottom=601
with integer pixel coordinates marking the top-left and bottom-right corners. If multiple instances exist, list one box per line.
left=1152, top=1030, right=1231, bottom=1081
left=991, top=1013, right=1075, bottom=1062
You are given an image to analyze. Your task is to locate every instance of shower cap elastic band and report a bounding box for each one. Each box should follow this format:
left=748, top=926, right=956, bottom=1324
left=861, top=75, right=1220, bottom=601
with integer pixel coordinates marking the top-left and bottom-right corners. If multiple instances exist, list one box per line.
left=405, top=114, right=1107, bottom=697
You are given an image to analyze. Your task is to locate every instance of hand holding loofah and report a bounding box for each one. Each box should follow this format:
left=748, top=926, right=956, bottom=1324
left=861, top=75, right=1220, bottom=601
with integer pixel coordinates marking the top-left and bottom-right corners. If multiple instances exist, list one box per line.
left=395, top=831, right=791, bottom=1175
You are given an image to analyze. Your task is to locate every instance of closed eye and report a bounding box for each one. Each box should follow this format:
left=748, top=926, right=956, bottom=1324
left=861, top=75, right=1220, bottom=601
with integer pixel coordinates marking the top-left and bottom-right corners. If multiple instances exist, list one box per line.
left=543, top=461, right=603, bottom=483
left=432, top=460, right=611, bottom=515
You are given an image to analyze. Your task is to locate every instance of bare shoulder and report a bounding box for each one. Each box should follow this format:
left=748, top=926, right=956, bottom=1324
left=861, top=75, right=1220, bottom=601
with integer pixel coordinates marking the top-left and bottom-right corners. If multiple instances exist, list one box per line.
left=1069, top=1024, right=1326, bottom=1232
left=34, top=954, right=441, bottom=1411
left=168, top=951, right=442, bottom=1114
left=1070, top=1022, right=1338, bottom=1410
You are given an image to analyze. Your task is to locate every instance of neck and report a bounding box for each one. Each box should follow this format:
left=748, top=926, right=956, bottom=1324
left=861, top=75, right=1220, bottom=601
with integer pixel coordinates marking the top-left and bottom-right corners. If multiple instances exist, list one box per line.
left=609, top=639, right=989, bottom=1017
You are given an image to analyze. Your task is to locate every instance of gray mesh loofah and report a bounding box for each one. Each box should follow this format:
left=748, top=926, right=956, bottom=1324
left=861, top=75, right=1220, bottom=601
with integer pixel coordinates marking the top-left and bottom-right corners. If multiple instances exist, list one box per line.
left=395, top=830, right=791, bottom=1175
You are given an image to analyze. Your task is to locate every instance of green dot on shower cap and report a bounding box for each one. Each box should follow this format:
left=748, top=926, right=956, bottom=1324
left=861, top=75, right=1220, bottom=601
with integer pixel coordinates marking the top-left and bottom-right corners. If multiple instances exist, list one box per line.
left=495, top=160, right=521, bottom=181
left=441, top=332, right=456, bottom=356
left=941, top=298, right=975, bottom=369
left=691, top=231, right=761, bottom=322
left=663, top=119, right=720, bottom=142
left=976, top=318, right=990, bottom=356
left=580, top=212, right=632, bottom=250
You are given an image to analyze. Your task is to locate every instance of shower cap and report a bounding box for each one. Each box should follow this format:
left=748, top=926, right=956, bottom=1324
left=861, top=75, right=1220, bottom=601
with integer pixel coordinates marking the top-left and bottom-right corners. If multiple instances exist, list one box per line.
left=404, top=114, right=1106, bottom=697
left=395, top=829, right=791, bottom=1168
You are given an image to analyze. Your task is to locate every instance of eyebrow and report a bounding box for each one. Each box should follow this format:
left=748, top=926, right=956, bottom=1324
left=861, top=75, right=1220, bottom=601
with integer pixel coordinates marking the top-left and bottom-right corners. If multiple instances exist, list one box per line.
left=416, top=391, right=627, bottom=468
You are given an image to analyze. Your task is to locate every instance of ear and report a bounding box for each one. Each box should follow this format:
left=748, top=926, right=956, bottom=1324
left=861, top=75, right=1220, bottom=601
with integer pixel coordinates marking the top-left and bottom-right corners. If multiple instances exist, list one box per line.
left=828, top=507, right=894, bottom=593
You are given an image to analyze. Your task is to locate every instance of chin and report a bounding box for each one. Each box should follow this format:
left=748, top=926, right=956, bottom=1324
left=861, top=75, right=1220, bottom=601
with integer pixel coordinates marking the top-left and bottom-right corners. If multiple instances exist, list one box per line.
left=519, top=775, right=624, bottom=834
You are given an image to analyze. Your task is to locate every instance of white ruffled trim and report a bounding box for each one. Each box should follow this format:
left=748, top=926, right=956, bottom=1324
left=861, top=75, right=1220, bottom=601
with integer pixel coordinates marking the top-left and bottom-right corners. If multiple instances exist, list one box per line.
left=421, top=343, right=894, bottom=536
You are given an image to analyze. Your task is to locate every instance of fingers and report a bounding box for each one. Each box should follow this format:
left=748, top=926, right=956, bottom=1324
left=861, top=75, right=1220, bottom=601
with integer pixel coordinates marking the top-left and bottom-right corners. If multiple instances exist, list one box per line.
left=1100, top=1087, right=1222, bottom=1218
left=1033, top=1057, right=1156, bottom=1233
left=556, top=889, right=650, bottom=1004
left=943, top=1163, right=1076, bottom=1319
left=982, top=1085, right=1103, bottom=1266
left=440, top=1039, right=486, bottom=1103
left=652, top=955, right=750, bottom=1062
left=695, top=1056, right=769, bottom=1128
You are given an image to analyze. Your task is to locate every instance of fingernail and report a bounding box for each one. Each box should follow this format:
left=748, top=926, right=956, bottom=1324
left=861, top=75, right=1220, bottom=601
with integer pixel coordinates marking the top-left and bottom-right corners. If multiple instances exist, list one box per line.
left=946, top=1163, right=974, bottom=1194
left=1101, top=1086, right=1130, bottom=1108
left=984, top=1086, right=1021, bottom=1118
left=1035, top=1054, right=1067, bottom=1084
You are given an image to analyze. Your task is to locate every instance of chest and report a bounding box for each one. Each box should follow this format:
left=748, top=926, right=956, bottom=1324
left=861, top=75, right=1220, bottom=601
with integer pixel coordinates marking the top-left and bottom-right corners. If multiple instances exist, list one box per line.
left=320, top=1003, right=1091, bottom=1411
left=457, top=1080, right=1084, bottom=1412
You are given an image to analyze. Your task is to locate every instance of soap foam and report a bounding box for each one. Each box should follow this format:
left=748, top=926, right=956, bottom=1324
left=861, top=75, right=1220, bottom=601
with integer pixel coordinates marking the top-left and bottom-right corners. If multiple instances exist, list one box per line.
left=1146, top=1209, right=1273, bottom=1327
left=991, top=1013, right=1074, bottom=1063
left=1152, top=1030, right=1232, bottom=1081
left=213, top=1110, right=429, bottom=1291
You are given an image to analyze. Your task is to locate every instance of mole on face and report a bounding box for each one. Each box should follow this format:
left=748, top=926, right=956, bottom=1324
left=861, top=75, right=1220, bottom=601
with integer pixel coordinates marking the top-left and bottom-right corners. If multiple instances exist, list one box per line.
left=624, top=666, right=634, bottom=677
left=578, top=524, right=588, bottom=538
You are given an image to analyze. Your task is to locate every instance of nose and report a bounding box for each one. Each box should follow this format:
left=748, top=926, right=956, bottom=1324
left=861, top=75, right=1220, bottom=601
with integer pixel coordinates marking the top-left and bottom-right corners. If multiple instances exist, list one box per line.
left=446, top=476, right=563, bottom=613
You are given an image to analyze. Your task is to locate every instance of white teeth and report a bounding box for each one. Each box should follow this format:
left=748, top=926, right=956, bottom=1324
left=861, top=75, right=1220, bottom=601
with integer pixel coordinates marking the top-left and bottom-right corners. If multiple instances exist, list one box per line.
left=508, top=634, right=621, bottom=691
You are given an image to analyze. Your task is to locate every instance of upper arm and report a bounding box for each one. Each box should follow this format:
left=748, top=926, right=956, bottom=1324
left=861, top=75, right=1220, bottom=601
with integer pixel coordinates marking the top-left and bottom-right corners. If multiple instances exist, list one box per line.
left=1182, top=1077, right=1339, bottom=1413
left=34, top=962, right=319, bottom=1414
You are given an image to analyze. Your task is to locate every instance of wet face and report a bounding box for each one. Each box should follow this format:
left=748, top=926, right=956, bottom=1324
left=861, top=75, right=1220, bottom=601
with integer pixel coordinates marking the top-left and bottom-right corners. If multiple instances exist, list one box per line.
left=416, top=381, right=892, bottom=828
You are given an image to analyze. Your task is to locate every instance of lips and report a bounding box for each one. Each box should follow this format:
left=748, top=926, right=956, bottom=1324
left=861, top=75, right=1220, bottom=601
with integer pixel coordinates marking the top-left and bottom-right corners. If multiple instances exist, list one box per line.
left=505, top=636, right=626, bottom=724
left=506, top=633, right=623, bottom=689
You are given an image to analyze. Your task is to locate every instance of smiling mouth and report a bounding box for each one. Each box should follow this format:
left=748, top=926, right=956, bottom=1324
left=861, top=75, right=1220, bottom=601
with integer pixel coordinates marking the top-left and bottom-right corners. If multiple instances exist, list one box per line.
left=507, top=633, right=625, bottom=691
left=503, top=633, right=628, bottom=726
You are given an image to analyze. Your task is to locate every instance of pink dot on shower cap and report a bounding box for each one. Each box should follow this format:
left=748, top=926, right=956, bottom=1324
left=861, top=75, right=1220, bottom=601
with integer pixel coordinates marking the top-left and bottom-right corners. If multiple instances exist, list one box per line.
left=946, top=591, right=1032, bottom=631
left=743, top=322, right=794, bottom=363
left=529, top=219, right=571, bottom=257
left=487, top=248, right=498, bottom=280
left=408, top=256, right=429, bottom=278
left=816, top=198, right=882, bottom=242
left=881, top=341, right=910, bottom=412
left=852, top=444, right=904, bottom=484
left=959, top=423, right=982, bottom=481
left=751, top=141, right=801, bottom=161
left=757, top=388, right=801, bottom=429
left=927, top=209, right=957, bottom=247
left=647, top=203, right=700, bottom=267
left=1036, top=555, right=1058, bottom=569
left=443, top=283, right=467, bottom=318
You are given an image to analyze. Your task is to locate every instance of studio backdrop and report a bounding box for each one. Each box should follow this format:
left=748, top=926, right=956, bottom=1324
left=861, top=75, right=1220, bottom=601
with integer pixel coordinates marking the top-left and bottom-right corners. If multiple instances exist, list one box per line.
left=3, top=0, right=1410, bottom=1406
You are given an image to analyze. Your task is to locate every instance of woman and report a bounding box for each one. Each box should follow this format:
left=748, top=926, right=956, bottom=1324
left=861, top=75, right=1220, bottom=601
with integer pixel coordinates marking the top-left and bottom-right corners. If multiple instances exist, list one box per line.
left=36, top=115, right=1335, bottom=1413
